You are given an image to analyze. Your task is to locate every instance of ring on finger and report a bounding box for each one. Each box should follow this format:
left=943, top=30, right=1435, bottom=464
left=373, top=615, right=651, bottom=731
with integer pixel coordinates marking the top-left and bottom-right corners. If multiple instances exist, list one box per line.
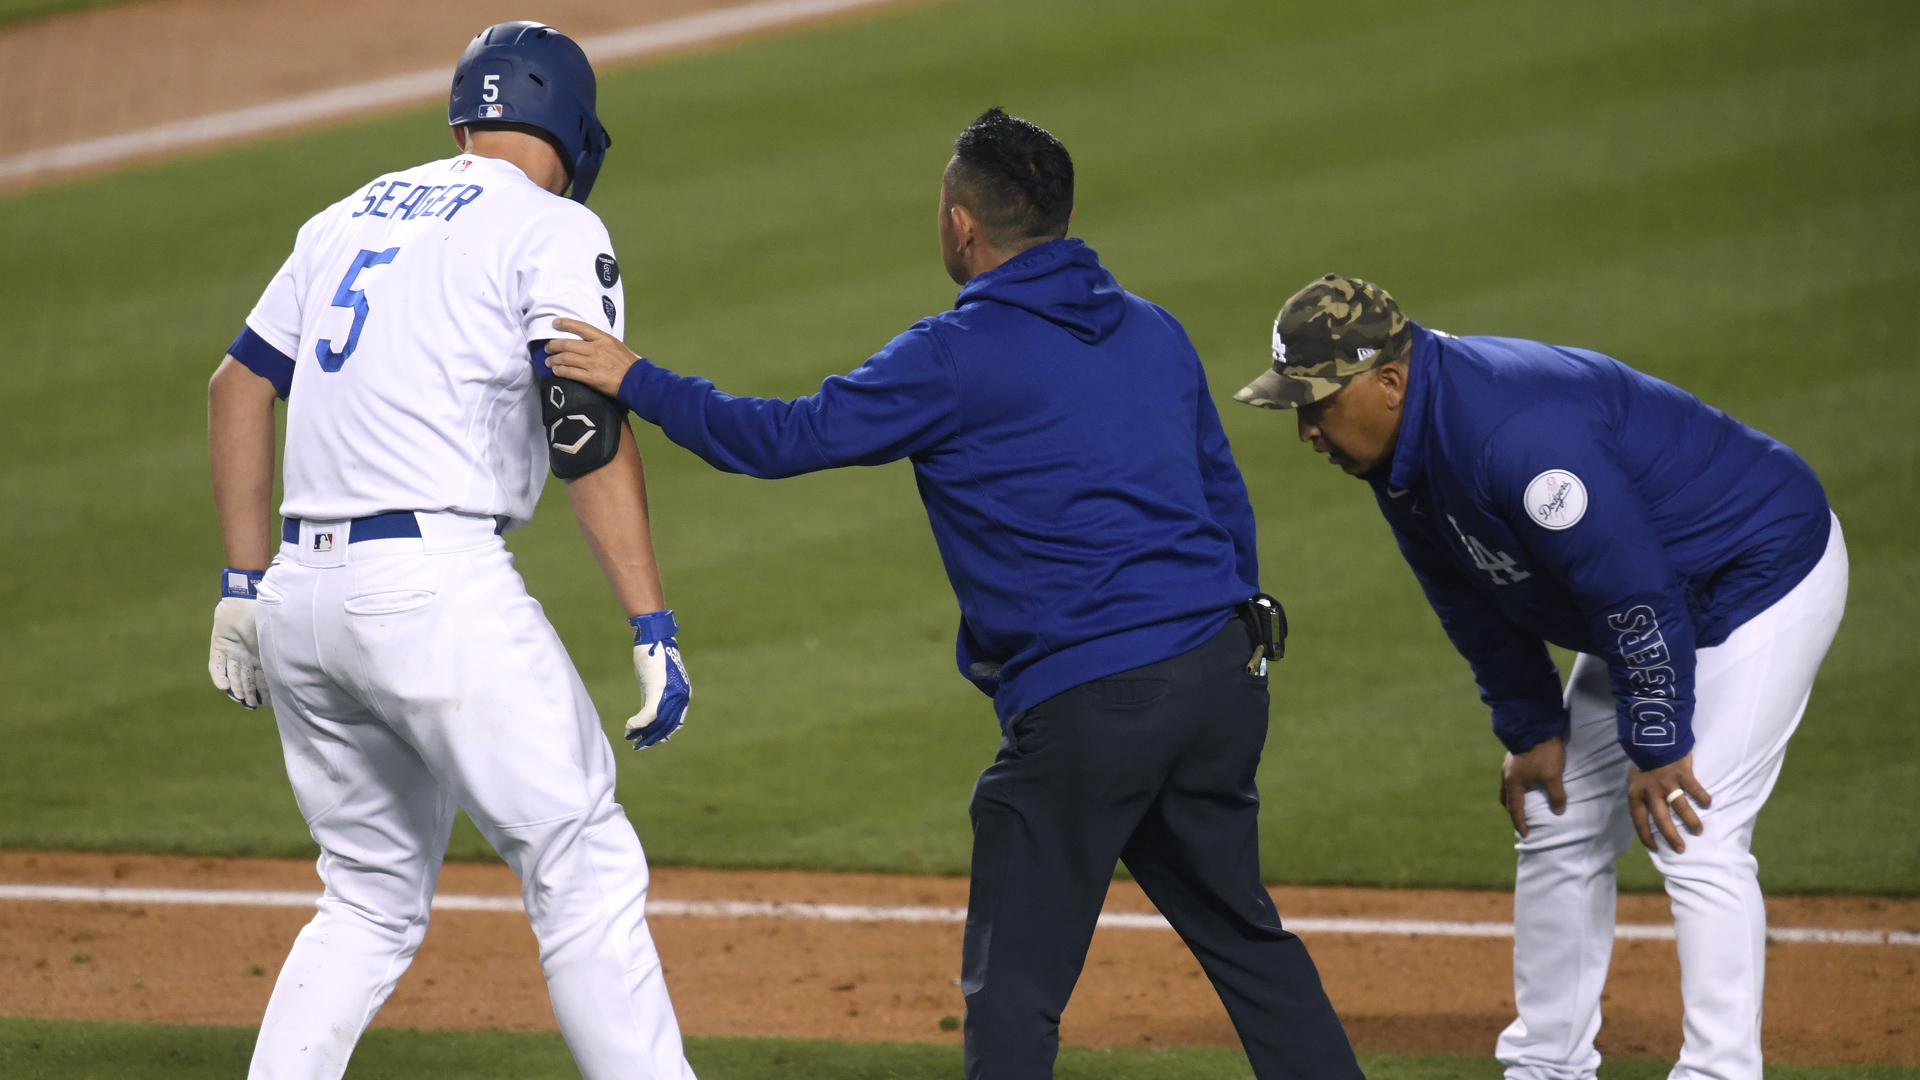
left=1665, top=788, right=1687, bottom=806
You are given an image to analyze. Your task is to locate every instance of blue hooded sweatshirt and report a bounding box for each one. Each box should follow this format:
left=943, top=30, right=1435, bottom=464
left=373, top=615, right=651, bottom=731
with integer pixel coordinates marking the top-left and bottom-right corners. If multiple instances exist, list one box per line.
left=1372, top=325, right=1831, bottom=770
left=616, top=238, right=1259, bottom=722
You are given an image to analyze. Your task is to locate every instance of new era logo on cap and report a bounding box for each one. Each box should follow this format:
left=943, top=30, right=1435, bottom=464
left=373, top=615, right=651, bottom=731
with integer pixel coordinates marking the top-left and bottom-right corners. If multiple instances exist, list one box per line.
left=1356, top=347, right=1377, bottom=362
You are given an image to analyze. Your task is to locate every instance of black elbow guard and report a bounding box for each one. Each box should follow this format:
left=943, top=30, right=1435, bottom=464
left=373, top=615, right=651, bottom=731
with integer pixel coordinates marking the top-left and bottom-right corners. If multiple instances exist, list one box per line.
left=540, top=376, right=624, bottom=480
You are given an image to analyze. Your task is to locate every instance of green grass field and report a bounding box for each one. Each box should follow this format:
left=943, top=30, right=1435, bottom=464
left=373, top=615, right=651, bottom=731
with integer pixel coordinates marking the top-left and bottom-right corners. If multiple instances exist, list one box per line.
left=6, top=1019, right=1916, bottom=1080
left=0, top=0, right=1915, bottom=895
left=0, top=0, right=129, bottom=27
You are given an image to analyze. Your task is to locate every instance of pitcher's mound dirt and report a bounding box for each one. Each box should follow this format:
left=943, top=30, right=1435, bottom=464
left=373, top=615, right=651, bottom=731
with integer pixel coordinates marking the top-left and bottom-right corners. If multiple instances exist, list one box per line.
left=2, top=851, right=1916, bottom=1063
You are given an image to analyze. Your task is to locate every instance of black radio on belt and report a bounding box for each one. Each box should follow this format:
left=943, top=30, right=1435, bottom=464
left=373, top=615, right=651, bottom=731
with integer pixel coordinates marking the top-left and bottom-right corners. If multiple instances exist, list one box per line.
left=1237, top=593, right=1287, bottom=674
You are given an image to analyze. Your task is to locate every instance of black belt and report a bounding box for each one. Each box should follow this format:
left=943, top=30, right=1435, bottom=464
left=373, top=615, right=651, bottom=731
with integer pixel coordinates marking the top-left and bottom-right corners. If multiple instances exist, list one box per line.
left=281, top=511, right=422, bottom=545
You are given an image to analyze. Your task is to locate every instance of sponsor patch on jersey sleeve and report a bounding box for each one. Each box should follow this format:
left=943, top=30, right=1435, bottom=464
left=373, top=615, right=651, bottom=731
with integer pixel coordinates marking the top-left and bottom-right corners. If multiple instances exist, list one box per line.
left=602, top=295, right=617, bottom=327
left=1524, top=469, right=1588, bottom=530
left=595, top=253, right=620, bottom=289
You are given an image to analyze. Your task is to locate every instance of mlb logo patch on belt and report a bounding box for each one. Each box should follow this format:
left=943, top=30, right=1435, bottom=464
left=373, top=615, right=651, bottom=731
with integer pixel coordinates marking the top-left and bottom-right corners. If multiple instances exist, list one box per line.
left=313, top=531, right=334, bottom=552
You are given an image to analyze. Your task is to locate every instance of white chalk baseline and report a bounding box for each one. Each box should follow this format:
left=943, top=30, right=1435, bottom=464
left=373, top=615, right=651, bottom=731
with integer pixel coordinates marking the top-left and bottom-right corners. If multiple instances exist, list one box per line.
left=2, top=883, right=1914, bottom=947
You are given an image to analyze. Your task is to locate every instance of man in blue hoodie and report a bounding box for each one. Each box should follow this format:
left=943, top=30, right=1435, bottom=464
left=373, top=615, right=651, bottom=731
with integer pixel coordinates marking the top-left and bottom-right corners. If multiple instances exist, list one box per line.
left=1234, top=275, right=1848, bottom=1080
left=547, top=109, right=1362, bottom=1080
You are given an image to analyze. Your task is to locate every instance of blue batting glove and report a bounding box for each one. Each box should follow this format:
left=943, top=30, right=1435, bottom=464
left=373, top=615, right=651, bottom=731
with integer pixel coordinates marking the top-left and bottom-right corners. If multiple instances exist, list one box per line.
left=626, top=609, right=690, bottom=749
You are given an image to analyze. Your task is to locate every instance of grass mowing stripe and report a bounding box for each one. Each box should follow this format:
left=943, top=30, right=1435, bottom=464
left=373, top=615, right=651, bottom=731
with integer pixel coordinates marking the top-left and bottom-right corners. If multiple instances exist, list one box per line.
left=6, top=1018, right=1919, bottom=1080
left=0, top=0, right=1914, bottom=890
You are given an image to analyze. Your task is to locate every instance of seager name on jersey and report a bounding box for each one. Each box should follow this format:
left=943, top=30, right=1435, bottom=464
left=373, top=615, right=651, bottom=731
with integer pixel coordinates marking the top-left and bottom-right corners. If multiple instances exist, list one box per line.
left=235, top=153, right=625, bottom=531
left=351, top=180, right=486, bottom=222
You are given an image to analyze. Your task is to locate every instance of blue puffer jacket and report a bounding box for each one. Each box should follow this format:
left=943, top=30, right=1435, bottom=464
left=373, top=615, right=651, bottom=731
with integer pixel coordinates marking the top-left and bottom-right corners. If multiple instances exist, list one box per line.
left=1373, top=325, right=1831, bottom=768
left=617, top=238, right=1259, bottom=722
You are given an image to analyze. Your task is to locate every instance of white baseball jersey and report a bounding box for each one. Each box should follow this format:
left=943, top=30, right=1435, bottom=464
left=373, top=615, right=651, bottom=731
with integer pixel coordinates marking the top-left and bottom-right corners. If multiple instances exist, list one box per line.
left=237, top=153, right=626, bottom=529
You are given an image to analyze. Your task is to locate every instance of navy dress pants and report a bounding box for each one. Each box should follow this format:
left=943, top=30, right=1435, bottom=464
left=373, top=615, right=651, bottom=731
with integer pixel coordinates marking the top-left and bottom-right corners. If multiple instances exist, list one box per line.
left=961, top=620, right=1362, bottom=1080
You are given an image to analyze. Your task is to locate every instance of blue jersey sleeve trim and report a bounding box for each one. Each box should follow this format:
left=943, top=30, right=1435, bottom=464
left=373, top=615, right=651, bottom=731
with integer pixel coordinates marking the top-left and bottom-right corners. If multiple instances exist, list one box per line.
left=529, top=342, right=555, bottom=378
left=229, top=326, right=295, bottom=400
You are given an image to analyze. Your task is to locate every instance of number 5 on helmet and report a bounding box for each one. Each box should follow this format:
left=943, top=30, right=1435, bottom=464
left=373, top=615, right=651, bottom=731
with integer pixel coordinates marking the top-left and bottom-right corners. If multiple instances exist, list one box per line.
left=448, top=21, right=613, bottom=204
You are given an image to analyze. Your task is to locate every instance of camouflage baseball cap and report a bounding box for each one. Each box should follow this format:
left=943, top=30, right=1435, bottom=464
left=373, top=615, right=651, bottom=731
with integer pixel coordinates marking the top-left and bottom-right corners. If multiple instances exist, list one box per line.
left=1234, top=274, right=1412, bottom=410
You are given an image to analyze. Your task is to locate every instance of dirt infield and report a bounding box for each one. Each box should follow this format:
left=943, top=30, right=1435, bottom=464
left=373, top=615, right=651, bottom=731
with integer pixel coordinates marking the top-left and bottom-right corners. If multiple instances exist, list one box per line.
left=2, top=852, right=1915, bottom=1062
left=0, top=0, right=924, bottom=188
left=0, top=0, right=720, bottom=155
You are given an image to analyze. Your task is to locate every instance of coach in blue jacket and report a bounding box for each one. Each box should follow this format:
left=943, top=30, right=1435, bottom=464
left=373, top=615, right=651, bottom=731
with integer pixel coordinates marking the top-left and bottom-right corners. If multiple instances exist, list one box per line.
left=1235, top=275, right=1847, bottom=1080
left=548, top=110, right=1361, bottom=1080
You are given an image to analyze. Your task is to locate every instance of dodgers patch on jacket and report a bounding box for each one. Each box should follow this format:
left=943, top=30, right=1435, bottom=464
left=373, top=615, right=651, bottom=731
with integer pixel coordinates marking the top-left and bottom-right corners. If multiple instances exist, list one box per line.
left=1524, top=470, right=1587, bottom=530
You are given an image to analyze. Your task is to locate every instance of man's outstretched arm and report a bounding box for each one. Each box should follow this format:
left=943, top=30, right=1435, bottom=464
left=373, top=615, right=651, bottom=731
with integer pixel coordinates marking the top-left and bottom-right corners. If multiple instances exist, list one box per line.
left=545, top=317, right=957, bottom=479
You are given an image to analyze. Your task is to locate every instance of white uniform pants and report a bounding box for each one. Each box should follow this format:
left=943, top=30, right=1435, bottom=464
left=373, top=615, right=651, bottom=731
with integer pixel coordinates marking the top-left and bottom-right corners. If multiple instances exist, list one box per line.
left=250, top=512, right=695, bottom=1080
left=1497, top=515, right=1847, bottom=1080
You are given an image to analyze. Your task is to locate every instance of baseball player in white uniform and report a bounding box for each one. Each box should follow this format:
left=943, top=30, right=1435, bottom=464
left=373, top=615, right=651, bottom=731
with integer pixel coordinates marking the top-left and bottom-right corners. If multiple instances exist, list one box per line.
left=205, top=23, right=694, bottom=1080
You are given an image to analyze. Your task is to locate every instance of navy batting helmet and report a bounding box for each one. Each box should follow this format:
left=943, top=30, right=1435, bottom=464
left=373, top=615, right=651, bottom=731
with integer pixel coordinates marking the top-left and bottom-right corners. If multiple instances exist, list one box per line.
left=448, top=22, right=613, bottom=204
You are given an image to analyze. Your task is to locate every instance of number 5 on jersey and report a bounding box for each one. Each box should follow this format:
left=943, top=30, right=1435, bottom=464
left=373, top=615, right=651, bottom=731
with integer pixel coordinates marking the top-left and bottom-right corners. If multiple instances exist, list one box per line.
left=317, top=247, right=400, bottom=372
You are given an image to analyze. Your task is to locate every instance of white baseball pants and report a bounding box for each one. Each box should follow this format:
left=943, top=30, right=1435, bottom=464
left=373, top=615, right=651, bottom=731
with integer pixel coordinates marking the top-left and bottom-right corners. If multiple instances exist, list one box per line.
left=1497, top=514, right=1848, bottom=1080
left=250, top=512, right=695, bottom=1080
